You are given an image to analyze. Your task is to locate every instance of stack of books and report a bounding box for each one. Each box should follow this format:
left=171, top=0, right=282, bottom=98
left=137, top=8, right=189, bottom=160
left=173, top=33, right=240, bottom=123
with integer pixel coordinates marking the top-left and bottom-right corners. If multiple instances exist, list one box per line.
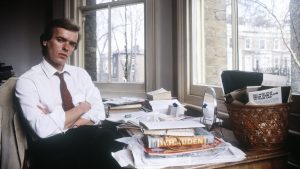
left=103, top=97, right=145, bottom=113
left=139, top=120, right=221, bottom=156
left=0, top=63, right=15, bottom=85
left=146, top=88, right=172, bottom=100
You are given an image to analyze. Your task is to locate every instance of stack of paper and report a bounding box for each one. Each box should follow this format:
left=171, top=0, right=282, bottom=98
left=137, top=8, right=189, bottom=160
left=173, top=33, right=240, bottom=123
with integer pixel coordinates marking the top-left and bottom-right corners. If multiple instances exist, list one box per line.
left=103, top=97, right=145, bottom=113
left=138, top=120, right=223, bottom=156
left=146, top=88, right=172, bottom=100
left=139, top=120, right=204, bottom=130
left=113, top=136, right=246, bottom=168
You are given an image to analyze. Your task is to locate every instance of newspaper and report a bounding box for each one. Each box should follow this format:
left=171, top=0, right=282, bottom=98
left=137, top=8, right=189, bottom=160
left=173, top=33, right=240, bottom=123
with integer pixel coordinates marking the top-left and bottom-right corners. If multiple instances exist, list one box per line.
left=247, top=87, right=282, bottom=105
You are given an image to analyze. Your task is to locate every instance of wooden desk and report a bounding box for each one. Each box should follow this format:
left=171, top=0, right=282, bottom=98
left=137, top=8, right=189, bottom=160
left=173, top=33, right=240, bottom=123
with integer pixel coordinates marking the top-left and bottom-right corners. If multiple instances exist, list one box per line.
left=106, top=113, right=289, bottom=169
left=164, top=149, right=288, bottom=169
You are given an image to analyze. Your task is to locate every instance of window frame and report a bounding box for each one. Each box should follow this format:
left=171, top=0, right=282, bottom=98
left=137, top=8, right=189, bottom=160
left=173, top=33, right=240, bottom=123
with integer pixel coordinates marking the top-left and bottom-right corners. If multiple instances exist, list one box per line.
left=179, top=0, right=293, bottom=111
left=64, top=0, right=157, bottom=97
left=176, top=0, right=225, bottom=112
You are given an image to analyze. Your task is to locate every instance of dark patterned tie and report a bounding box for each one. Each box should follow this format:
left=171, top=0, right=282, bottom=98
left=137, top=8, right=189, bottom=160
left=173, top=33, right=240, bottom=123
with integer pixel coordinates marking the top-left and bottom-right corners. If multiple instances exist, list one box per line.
left=56, top=72, right=74, bottom=111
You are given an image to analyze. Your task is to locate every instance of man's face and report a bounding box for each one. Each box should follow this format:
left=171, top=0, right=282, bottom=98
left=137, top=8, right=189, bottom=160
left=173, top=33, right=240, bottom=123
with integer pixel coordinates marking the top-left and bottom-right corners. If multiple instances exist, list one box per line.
left=43, top=27, right=78, bottom=71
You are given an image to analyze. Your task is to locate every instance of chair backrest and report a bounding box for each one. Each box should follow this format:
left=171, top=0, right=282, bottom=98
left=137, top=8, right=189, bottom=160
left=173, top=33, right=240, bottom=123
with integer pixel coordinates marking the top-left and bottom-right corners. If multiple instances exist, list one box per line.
left=221, top=70, right=263, bottom=94
left=0, top=77, right=27, bottom=169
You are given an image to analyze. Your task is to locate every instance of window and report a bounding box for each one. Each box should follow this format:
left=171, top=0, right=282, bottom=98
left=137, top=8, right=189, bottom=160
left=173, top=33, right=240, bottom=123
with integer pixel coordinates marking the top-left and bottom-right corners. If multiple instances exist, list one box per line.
left=82, top=0, right=144, bottom=83
left=66, top=0, right=157, bottom=97
left=179, top=0, right=297, bottom=109
left=259, top=39, right=266, bottom=49
left=273, top=39, right=279, bottom=50
left=245, top=39, right=251, bottom=49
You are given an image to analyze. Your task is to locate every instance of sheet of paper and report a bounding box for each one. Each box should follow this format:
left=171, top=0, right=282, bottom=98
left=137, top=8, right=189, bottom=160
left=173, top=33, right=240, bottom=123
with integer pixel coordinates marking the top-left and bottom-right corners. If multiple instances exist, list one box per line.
left=106, top=111, right=148, bottom=123
left=248, top=87, right=282, bottom=105
left=112, top=149, right=134, bottom=168
left=149, top=99, right=182, bottom=114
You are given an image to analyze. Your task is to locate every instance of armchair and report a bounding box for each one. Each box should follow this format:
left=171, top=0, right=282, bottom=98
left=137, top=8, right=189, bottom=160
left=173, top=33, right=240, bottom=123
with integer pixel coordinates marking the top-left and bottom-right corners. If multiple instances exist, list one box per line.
left=0, top=77, right=28, bottom=169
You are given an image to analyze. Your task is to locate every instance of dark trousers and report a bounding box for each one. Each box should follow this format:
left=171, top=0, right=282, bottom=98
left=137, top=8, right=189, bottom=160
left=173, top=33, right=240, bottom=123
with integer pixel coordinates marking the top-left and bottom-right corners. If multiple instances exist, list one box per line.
left=28, top=125, right=122, bottom=169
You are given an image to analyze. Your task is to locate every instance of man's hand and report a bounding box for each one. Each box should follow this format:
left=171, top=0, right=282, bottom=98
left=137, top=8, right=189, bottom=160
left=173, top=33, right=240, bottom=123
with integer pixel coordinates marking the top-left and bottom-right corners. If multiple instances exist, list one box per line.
left=77, top=101, right=91, bottom=113
left=64, top=101, right=91, bottom=129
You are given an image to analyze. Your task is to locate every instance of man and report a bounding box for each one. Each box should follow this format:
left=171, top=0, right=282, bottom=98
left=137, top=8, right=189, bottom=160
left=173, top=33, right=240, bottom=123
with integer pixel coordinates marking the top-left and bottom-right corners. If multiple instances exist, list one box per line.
left=15, top=18, right=121, bottom=169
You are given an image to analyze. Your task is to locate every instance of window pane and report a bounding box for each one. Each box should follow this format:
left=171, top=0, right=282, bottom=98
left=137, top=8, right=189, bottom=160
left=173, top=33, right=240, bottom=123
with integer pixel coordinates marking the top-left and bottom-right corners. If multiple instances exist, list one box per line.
left=111, top=4, right=145, bottom=83
left=191, top=0, right=203, bottom=85
left=237, top=0, right=291, bottom=83
left=245, top=39, right=251, bottom=49
left=191, top=0, right=229, bottom=86
left=191, top=0, right=293, bottom=87
left=83, top=2, right=145, bottom=83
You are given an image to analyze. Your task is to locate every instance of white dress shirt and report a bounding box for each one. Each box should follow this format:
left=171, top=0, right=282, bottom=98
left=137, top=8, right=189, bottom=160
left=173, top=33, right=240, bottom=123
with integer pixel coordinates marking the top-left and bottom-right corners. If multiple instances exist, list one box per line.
left=15, top=59, right=105, bottom=138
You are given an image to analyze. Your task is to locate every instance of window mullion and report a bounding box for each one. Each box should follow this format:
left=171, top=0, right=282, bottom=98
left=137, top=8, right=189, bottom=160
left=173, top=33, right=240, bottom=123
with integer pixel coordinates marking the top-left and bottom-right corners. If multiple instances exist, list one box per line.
left=108, top=5, right=112, bottom=82
left=231, top=0, right=239, bottom=69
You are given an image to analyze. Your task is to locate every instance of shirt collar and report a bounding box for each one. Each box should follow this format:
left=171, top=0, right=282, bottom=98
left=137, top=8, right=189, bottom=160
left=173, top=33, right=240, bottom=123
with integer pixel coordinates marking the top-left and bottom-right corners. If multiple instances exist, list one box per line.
left=41, top=58, right=71, bottom=78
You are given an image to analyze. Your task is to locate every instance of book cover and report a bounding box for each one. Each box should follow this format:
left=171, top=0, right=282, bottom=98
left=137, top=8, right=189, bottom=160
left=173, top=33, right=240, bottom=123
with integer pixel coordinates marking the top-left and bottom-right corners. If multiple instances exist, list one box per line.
left=142, top=128, right=214, bottom=148
left=144, top=138, right=222, bottom=156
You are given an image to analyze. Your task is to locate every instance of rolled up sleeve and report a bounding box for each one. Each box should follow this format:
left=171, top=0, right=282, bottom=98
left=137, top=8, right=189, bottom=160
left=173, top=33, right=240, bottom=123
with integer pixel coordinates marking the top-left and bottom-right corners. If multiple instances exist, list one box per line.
left=80, top=71, right=105, bottom=124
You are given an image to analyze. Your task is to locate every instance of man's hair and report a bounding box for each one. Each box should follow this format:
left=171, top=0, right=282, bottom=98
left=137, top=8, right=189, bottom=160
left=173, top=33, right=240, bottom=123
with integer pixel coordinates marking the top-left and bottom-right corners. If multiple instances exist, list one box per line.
left=40, top=18, right=80, bottom=56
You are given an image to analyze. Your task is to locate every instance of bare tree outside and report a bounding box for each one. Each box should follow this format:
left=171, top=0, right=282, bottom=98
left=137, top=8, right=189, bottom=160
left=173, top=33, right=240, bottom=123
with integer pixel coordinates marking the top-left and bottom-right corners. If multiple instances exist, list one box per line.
left=223, top=0, right=300, bottom=92
left=84, top=1, right=145, bottom=83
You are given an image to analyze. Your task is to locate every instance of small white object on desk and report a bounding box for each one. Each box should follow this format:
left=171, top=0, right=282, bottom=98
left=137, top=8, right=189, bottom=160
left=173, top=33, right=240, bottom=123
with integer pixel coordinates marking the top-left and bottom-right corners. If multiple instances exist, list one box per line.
left=106, top=111, right=148, bottom=124
left=150, top=99, right=184, bottom=114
